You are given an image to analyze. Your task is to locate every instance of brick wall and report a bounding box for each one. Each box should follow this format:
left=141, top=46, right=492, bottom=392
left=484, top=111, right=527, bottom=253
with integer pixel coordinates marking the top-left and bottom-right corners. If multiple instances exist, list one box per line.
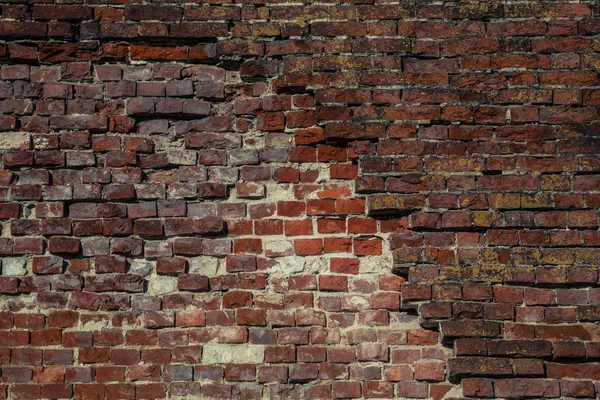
left=1, top=1, right=600, bottom=399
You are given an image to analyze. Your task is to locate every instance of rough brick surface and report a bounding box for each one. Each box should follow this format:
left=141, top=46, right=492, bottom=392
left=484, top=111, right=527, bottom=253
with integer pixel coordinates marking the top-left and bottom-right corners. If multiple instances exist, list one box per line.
left=0, top=1, right=600, bottom=399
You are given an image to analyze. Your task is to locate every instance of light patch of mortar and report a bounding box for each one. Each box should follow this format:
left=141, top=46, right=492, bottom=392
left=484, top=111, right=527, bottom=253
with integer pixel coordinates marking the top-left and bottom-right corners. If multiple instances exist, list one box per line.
left=167, top=150, right=197, bottom=165
left=148, top=273, right=178, bottom=296
left=263, top=182, right=295, bottom=202
left=269, top=256, right=306, bottom=275
left=129, top=259, right=152, bottom=277
left=188, top=256, right=220, bottom=276
left=445, top=384, right=464, bottom=398
left=154, top=131, right=181, bottom=152
left=0, top=221, right=10, bottom=237
left=359, top=233, right=394, bottom=275
left=0, top=293, right=36, bottom=311
left=1, top=257, right=27, bottom=276
left=263, top=240, right=294, bottom=257
left=241, top=130, right=265, bottom=150
left=0, top=132, right=29, bottom=150
left=202, top=343, right=265, bottom=365
left=304, top=256, right=328, bottom=274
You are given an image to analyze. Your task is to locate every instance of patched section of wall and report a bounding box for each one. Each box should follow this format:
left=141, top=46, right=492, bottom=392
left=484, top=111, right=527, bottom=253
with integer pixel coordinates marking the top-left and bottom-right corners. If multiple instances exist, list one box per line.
left=1, top=1, right=600, bottom=399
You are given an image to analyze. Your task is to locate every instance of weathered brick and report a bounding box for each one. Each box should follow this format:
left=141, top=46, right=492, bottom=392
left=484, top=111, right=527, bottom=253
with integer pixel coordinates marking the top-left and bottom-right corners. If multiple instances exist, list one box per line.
left=0, top=3, right=597, bottom=397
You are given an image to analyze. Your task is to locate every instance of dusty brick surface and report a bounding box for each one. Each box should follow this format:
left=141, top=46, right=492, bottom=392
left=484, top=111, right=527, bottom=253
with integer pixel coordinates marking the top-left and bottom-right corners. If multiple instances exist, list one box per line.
left=0, top=1, right=600, bottom=399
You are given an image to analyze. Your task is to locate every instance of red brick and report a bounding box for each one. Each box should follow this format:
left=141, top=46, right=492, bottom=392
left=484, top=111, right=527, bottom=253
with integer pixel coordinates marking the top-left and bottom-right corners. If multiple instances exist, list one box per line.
left=294, top=238, right=323, bottom=255
left=319, top=275, right=348, bottom=291
left=332, top=381, right=361, bottom=399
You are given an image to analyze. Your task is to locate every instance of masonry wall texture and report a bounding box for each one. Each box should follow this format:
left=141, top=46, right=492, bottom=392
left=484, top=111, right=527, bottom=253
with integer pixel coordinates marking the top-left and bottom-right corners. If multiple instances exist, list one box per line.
left=0, top=1, right=599, bottom=399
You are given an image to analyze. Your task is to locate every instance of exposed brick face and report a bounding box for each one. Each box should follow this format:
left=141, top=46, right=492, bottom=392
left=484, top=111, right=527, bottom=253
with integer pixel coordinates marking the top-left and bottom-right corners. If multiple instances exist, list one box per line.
left=0, top=1, right=599, bottom=399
